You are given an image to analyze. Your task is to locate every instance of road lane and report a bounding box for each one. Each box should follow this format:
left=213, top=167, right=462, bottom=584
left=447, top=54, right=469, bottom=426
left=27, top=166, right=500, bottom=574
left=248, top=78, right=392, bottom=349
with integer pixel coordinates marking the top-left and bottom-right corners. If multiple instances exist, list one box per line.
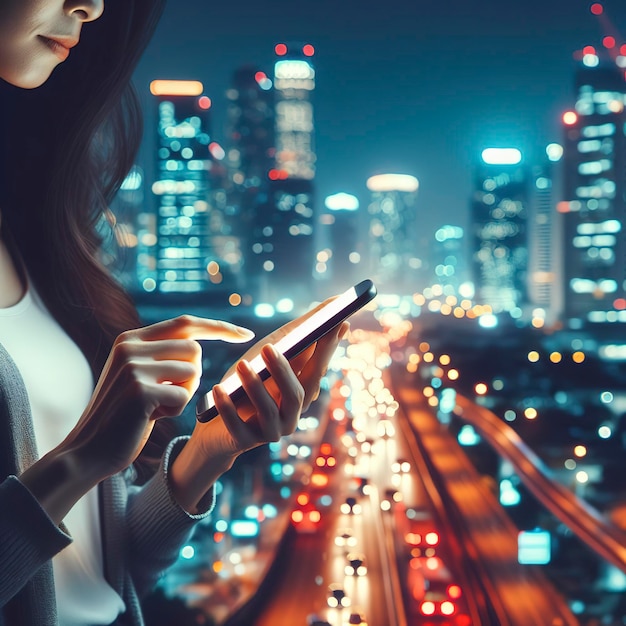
left=391, top=366, right=579, bottom=626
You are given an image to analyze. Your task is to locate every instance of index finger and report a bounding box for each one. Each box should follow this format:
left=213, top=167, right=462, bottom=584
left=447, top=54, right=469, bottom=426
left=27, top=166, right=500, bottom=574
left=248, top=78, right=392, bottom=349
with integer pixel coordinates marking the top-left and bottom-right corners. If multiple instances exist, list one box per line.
left=135, top=315, right=255, bottom=343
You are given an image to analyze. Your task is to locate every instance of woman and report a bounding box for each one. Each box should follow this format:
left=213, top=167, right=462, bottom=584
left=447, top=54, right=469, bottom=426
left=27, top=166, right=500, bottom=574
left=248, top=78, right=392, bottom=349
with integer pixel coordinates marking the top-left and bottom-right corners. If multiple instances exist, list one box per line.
left=0, top=1, right=347, bottom=624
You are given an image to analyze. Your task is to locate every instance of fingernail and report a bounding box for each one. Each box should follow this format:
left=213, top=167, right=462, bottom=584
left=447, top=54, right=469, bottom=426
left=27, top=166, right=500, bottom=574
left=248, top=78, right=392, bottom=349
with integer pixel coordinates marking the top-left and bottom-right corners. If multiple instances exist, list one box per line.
left=237, top=359, right=252, bottom=373
left=262, top=343, right=278, bottom=358
left=339, top=323, right=350, bottom=340
left=236, top=326, right=255, bottom=340
left=213, top=384, right=223, bottom=397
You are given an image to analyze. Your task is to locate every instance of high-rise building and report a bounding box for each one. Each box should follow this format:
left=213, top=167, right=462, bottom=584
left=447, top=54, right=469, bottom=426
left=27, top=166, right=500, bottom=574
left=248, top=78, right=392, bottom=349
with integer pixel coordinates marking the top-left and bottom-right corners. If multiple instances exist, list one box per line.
left=249, top=42, right=317, bottom=308
left=147, top=79, right=237, bottom=297
left=225, top=66, right=275, bottom=301
left=318, top=192, right=363, bottom=288
left=560, top=59, right=626, bottom=325
left=273, top=42, right=316, bottom=181
left=106, top=165, right=145, bottom=292
left=431, top=224, right=466, bottom=293
left=470, top=148, right=529, bottom=313
left=527, top=143, right=564, bottom=324
left=366, top=173, right=420, bottom=295
left=221, top=46, right=317, bottom=310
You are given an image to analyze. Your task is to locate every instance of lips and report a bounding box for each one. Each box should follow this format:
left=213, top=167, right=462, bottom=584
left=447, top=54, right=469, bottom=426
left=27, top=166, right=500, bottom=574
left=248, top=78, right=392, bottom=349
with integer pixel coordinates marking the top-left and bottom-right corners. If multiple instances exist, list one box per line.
left=39, top=35, right=79, bottom=61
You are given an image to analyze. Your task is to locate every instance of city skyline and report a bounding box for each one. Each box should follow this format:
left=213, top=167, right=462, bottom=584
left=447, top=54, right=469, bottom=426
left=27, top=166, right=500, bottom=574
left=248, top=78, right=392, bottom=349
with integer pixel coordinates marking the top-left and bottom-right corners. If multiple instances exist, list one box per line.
left=115, top=6, right=626, bottom=622
left=132, top=0, right=626, bottom=238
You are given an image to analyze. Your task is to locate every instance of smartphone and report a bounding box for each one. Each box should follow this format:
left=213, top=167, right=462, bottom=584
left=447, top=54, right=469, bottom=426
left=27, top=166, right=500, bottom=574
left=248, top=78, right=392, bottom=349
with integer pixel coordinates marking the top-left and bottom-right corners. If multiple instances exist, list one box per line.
left=196, top=279, right=377, bottom=422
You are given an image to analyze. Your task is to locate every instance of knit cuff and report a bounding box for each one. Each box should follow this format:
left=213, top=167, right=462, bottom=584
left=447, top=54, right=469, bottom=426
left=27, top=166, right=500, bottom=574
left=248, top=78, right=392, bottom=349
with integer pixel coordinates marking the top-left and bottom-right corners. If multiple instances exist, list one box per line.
left=136, top=436, right=216, bottom=531
left=0, top=475, right=72, bottom=578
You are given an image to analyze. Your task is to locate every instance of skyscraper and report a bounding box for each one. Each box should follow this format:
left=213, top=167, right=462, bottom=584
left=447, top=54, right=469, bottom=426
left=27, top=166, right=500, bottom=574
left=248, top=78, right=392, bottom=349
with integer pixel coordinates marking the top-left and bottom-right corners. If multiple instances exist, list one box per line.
left=470, top=148, right=529, bottom=313
left=366, top=173, right=420, bottom=295
left=560, top=59, right=626, bottom=325
left=106, top=165, right=145, bottom=292
left=225, top=66, right=275, bottom=301
left=147, top=79, right=237, bottom=298
left=249, top=42, right=317, bottom=308
left=525, top=141, right=568, bottom=325
left=221, top=45, right=318, bottom=310
left=319, top=192, right=363, bottom=288
left=431, top=224, right=466, bottom=294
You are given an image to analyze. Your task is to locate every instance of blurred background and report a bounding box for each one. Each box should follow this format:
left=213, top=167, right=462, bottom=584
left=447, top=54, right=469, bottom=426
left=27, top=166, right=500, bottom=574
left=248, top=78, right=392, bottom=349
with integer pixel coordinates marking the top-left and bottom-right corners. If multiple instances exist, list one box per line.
left=104, top=1, right=626, bottom=624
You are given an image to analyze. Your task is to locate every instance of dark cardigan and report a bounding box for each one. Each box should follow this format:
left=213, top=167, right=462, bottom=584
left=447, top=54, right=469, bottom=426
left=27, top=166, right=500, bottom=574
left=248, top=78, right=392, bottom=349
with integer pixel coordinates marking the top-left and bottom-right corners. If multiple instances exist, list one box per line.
left=0, top=344, right=214, bottom=625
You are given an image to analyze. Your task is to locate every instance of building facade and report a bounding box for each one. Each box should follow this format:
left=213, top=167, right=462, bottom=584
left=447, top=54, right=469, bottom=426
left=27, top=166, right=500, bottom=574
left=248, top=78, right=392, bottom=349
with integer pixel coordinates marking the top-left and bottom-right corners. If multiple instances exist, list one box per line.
left=527, top=144, right=565, bottom=323
left=147, top=80, right=215, bottom=295
left=225, top=66, right=275, bottom=302
left=431, top=224, right=466, bottom=294
left=560, top=61, right=626, bottom=325
left=250, top=43, right=317, bottom=308
left=470, top=148, right=529, bottom=313
left=366, top=173, right=420, bottom=295
left=319, top=192, right=363, bottom=289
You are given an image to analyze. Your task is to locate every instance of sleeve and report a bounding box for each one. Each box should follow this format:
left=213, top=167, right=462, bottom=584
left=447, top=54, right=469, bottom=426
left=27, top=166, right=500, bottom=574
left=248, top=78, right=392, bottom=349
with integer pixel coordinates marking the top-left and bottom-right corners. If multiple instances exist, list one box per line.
left=124, top=436, right=216, bottom=596
left=0, top=475, right=72, bottom=606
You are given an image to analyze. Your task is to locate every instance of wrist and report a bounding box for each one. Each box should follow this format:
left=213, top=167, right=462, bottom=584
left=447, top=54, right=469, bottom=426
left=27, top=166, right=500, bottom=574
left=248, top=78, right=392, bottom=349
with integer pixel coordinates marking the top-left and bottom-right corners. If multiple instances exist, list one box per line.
left=169, top=436, right=237, bottom=514
left=19, top=446, right=102, bottom=525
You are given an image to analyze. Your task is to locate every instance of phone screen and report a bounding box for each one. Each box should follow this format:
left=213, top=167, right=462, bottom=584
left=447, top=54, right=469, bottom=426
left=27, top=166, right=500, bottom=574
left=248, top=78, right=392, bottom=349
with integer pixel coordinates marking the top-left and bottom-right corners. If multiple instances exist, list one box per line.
left=196, top=279, right=376, bottom=422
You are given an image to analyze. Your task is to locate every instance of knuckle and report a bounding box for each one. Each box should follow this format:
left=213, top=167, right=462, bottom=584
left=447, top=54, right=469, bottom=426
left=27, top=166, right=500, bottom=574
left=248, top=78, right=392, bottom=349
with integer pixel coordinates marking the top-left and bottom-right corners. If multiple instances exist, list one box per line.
left=185, top=362, right=201, bottom=381
left=186, top=339, right=202, bottom=359
left=175, top=314, right=196, bottom=326
left=174, top=387, right=193, bottom=410
left=116, top=361, right=145, bottom=391
left=169, top=384, right=189, bottom=402
left=115, top=355, right=137, bottom=381
left=295, top=382, right=306, bottom=407
left=124, top=366, right=143, bottom=389
left=115, top=328, right=137, bottom=344
left=112, top=339, right=134, bottom=361
left=126, top=375, right=150, bottom=404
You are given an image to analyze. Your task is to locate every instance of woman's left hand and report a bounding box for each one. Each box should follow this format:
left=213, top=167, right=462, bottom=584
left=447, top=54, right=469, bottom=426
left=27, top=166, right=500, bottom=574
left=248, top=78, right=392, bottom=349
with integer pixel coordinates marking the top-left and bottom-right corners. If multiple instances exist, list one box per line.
left=169, top=313, right=349, bottom=513
left=193, top=316, right=349, bottom=458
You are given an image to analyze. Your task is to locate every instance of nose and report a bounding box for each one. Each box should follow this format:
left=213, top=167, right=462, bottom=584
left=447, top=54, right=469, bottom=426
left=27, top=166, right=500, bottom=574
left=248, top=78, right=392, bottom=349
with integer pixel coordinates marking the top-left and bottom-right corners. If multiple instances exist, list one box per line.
left=65, top=0, right=105, bottom=23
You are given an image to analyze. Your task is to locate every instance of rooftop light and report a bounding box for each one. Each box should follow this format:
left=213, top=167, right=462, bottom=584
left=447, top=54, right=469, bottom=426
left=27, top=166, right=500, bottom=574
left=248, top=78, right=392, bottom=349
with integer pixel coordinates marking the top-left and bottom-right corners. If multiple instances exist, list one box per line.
left=325, top=192, right=360, bottom=211
left=481, top=148, right=522, bottom=165
left=366, top=173, right=419, bottom=193
left=150, top=80, right=204, bottom=96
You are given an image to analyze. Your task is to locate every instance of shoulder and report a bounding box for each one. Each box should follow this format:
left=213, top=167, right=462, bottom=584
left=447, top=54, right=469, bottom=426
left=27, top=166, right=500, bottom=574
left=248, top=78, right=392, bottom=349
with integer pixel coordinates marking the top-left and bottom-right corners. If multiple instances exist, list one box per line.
left=0, top=341, right=32, bottom=444
left=0, top=342, right=27, bottom=392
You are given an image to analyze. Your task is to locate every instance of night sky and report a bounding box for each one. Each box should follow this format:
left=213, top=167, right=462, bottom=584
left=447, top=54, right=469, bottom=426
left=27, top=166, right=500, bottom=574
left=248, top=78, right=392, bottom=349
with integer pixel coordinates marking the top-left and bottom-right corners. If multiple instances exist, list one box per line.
left=133, top=0, right=625, bottom=236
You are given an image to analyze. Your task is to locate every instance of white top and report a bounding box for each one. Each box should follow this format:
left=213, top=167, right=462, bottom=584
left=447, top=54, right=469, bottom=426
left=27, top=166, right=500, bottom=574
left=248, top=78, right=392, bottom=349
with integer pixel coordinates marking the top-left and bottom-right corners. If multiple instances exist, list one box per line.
left=0, top=282, right=125, bottom=625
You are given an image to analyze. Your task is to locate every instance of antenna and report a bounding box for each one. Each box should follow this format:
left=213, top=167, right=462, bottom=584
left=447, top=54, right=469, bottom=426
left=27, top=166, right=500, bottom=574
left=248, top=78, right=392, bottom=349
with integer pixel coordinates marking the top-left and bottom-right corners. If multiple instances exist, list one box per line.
left=586, top=3, right=626, bottom=78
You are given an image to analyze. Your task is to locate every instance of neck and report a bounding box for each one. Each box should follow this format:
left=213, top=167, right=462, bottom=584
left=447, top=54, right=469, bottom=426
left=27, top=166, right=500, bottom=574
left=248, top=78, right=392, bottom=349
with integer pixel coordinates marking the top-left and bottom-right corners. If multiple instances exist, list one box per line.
left=0, top=215, right=26, bottom=308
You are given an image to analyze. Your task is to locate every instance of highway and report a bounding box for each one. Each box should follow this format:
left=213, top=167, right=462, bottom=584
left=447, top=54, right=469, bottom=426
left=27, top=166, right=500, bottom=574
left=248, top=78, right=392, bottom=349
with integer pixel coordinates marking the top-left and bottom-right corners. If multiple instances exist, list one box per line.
left=452, top=394, right=626, bottom=574
left=232, top=334, right=480, bottom=626
left=250, top=415, right=403, bottom=626
left=161, top=327, right=606, bottom=626
left=240, top=330, right=583, bottom=626
left=390, top=364, right=579, bottom=626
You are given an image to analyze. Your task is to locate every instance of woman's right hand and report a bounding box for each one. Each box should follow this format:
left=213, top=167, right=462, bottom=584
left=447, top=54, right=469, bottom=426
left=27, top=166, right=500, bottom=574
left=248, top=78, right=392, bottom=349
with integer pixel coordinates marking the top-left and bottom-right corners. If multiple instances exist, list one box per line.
left=60, top=315, right=255, bottom=479
left=19, top=315, right=254, bottom=524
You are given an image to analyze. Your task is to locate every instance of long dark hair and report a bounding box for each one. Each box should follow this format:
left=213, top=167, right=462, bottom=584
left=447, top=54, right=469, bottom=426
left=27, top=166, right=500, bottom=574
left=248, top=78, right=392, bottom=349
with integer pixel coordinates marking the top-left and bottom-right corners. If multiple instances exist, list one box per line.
left=0, top=0, right=173, bottom=477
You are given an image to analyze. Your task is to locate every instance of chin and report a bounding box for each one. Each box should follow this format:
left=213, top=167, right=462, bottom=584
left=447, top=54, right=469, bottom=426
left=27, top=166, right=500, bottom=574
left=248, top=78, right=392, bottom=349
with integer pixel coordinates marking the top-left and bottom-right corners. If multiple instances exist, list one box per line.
left=16, top=73, right=54, bottom=90
left=1, top=67, right=55, bottom=90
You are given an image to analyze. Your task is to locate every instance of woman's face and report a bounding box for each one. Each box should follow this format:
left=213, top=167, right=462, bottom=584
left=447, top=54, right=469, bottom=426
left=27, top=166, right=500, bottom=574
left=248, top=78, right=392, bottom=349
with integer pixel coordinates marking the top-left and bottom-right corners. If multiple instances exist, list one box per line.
left=0, top=0, right=104, bottom=89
